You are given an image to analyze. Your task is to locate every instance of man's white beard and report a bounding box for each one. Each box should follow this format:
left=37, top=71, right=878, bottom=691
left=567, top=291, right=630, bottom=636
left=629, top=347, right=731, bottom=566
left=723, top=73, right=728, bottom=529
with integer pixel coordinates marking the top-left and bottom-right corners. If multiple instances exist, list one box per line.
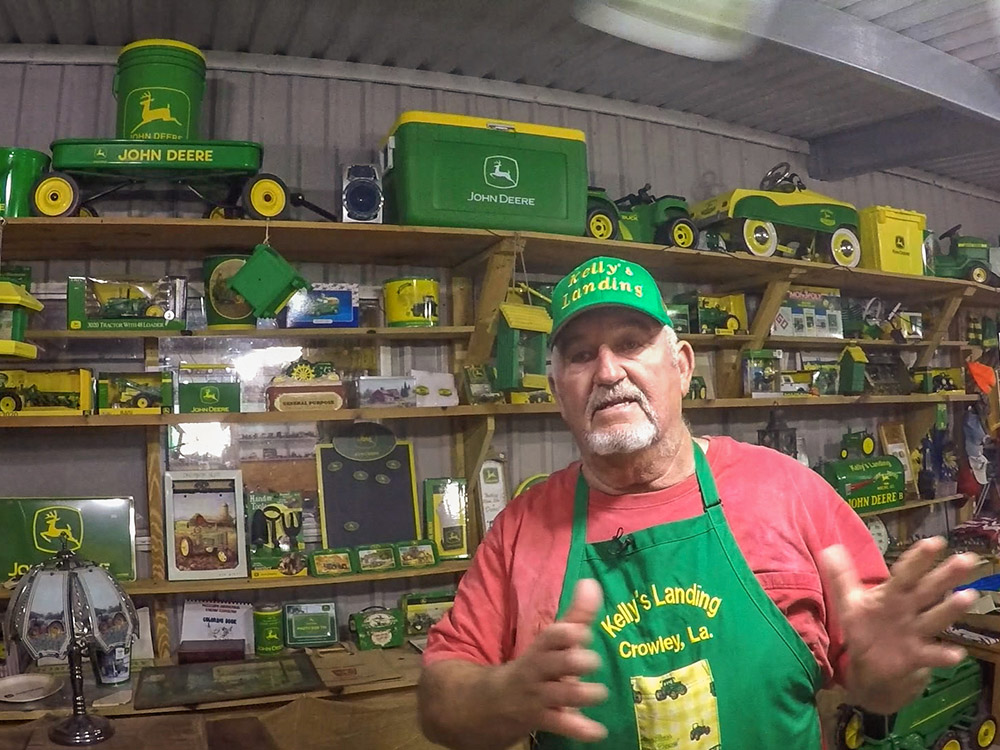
left=585, top=418, right=659, bottom=456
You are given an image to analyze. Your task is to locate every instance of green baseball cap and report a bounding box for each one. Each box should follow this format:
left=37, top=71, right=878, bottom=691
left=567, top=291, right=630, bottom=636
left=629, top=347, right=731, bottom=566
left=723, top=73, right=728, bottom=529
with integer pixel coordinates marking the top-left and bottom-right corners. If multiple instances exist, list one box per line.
left=550, top=256, right=672, bottom=346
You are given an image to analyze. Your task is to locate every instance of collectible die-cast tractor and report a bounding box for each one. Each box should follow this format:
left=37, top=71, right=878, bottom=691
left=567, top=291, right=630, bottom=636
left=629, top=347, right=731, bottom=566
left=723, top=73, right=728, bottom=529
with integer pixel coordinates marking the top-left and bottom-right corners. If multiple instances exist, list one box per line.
left=686, top=376, right=708, bottom=401
left=585, top=184, right=699, bottom=248
left=690, top=162, right=862, bottom=267
left=91, top=280, right=171, bottom=320
left=924, top=224, right=997, bottom=285
left=840, top=429, right=876, bottom=460
left=654, top=675, right=688, bottom=701
left=834, top=658, right=995, bottom=750
left=112, top=378, right=163, bottom=409
left=0, top=372, right=81, bottom=414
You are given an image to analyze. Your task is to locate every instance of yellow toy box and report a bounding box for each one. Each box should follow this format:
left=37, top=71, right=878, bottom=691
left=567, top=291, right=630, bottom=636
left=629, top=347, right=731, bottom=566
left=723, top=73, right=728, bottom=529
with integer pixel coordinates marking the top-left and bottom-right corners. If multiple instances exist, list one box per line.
left=859, top=206, right=927, bottom=276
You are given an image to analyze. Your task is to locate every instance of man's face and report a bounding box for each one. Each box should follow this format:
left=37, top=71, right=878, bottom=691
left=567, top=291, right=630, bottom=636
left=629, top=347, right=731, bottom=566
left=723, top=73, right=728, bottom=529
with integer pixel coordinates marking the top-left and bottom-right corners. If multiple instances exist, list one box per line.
left=549, top=307, right=693, bottom=457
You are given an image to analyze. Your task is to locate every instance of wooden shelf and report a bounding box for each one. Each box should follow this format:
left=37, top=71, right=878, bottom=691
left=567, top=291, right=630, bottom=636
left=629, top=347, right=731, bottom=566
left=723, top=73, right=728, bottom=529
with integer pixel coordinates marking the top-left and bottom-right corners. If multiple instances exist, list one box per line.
left=0, top=560, right=472, bottom=600
left=858, top=494, right=966, bottom=518
left=26, top=326, right=475, bottom=341
left=0, top=393, right=978, bottom=428
left=4, top=218, right=1000, bottom=305
left=765, top=336, right=933, bottom=350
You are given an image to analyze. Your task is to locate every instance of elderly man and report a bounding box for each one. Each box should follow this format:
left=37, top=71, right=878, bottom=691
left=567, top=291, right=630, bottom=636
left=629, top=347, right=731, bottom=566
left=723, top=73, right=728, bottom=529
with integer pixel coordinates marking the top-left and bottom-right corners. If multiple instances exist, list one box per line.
left=419, top=255, right=978, bottom=750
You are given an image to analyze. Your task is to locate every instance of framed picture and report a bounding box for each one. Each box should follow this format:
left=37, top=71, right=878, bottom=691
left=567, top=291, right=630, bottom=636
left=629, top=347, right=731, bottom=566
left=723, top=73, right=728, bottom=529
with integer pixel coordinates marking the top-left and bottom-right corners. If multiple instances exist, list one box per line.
left=164, top=470, right=248, bottom=580
left=879, top=422, right=917, bottom=494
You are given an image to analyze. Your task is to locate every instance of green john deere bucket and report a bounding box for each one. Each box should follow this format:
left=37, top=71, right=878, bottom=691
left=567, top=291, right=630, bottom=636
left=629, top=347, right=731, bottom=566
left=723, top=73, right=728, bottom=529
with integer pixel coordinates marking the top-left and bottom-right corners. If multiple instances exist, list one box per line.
left=0, top=148, right=50, bottom=217
left=114, top=39, right=206, bottom=142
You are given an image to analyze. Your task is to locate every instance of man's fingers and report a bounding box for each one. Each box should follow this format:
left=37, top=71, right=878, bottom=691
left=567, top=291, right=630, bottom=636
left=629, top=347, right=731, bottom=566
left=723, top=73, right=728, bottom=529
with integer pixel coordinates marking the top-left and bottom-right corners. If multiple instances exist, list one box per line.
left=561, top=579, right=604, bottom=626
left=537, top=707, right=608, bottom=743
left=909, top=554, right=980, bottom=612
left=532, top=622, right=593, bottom=653
left=914, top=589, right=980, bottom=635
left=912, top=641, right=968, bottom=670
left=819, top=544, right=862, bottom=620
left=532, top=646, right=602, bottom=681
left=888, top=537, right=948, bottom=590
left=539, top=678, right=609, bottom=709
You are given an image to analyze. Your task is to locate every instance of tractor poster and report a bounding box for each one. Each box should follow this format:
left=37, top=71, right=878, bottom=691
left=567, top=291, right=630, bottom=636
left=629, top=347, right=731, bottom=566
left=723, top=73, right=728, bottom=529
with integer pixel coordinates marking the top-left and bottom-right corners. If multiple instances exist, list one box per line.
left=0, top=496, right=136, bottom=584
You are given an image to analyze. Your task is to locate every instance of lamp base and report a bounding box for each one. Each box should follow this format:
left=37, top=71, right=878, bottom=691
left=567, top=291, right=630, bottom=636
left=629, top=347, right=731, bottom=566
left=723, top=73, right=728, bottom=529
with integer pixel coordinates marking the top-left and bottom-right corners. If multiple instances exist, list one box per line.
left=48, top=713, right=114, bottom=746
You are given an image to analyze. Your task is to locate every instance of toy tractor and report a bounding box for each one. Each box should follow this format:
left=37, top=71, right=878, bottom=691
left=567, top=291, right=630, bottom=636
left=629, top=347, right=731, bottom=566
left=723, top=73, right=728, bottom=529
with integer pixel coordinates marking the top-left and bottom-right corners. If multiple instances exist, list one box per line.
left=840, top=429, right=876, bottom=460
left=113, top=378, right=163, bottom=409
left=585, top=184, right=699, bottom=248
left=924, top=224, right=996, bottom=285
left=91, top=281, right=169, bottom=320
left=690, top=162, right=862, bottom=267
left=654, top=675, right=688, bottom=701
left=686, top=376, right=708, bottom=400
left=834, top=658, right=995, bottom=750
left=690, top=723, right=712, bottom=741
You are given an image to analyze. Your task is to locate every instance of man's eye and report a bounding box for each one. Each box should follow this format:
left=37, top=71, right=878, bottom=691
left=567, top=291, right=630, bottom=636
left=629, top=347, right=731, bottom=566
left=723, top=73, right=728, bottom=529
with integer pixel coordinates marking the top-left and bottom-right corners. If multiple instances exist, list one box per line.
left=568, top=350, right=593, bottom=364
left=617, top=339, right=642, bottom=353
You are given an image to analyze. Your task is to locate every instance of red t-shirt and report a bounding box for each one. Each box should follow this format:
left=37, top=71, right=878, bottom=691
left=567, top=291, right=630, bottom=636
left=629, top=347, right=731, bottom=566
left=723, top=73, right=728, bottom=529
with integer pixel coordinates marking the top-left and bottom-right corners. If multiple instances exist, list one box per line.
left=424, top=436, right=889, bottom=687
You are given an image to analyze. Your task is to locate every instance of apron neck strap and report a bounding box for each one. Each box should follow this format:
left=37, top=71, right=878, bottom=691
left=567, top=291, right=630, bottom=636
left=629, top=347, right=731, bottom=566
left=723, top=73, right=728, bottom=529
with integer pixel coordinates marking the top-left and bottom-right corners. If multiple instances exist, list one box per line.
left=571, top=440, right=720, bottom=525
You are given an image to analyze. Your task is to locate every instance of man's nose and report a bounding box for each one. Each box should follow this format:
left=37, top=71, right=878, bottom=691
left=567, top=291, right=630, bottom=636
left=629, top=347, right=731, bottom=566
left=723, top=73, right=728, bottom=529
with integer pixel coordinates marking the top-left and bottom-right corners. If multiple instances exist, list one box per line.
left=594, top=345, right=626, bottom=384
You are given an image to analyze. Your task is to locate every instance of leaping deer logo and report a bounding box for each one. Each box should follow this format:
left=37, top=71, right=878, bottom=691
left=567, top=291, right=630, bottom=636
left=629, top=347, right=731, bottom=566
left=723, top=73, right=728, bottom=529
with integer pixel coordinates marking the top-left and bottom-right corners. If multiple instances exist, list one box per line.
left=483, top=155, right=518, bottom=189
left=131, top=91, right=182, bottom=135
left=39, top=510, right=80, bottom=547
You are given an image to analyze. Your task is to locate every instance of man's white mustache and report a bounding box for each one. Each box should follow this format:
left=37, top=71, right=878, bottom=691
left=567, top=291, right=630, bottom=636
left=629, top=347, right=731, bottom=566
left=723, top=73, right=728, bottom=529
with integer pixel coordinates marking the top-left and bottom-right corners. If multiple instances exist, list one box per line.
left=587, top=381, right=655, bottom=423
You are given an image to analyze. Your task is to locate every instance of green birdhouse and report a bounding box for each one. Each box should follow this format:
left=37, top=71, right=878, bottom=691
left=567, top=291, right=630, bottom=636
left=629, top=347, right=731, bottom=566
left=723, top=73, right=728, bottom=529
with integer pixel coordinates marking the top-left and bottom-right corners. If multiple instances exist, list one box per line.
left=493, top=303, right=552, bottom=393
left=838, top=345, right=868, bottom=395
left=0, top=280, right=43, bottom=360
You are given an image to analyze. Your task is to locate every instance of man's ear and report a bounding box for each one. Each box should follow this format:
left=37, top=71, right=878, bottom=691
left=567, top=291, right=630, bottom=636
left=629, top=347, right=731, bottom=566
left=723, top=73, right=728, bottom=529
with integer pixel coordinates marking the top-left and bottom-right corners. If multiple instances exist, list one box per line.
left=676, top=339, right=695, bottom=395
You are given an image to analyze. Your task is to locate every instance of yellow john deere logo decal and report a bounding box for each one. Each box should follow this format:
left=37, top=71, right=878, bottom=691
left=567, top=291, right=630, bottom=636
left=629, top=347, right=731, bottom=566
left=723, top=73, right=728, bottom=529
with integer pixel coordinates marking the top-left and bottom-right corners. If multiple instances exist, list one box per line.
left=818, top=209, right=836, bottom=227
left=33, top=507, right=84, bottom=553
left=125, top=87, right=190, bottom=140
left=200, top=386, right=220, bottom=404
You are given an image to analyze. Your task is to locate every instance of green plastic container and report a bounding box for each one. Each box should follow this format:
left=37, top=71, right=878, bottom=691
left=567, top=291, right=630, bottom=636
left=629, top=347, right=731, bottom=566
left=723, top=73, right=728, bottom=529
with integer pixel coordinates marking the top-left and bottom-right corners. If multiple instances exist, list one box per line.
left=381, top=111, right=588, bottom=235
left=227, top=243, right=311, bottom=319
left=114, top=39, right=206, bottom=141
left=203, top=255, right=256, bottom=329
left=0, top=148, right=50, bottom=217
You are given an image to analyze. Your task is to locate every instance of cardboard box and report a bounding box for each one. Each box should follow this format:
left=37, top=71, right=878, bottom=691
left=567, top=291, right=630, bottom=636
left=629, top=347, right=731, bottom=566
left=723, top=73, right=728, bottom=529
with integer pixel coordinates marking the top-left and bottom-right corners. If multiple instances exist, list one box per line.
left=771, top=285, right=844, bottom=339
left=461, top=364, right=503, bottom=405
left=672, top=292, right=748, bottom=335
left=411, top=370, right=459, bottom=407
left=97, top=371, right=173, bottom=415
left=266, top=372, right=347, bottom=412
left=246, top=491, right=309, bottom=579
left=67, top=275, right=186, bottom=331
left=281, top=284, right=360, bottom=329
left=0, top=368, right=93, bottom=416
left=178, top=380, right=241, bottom=414
left=352, top=376, right=415, bottom=408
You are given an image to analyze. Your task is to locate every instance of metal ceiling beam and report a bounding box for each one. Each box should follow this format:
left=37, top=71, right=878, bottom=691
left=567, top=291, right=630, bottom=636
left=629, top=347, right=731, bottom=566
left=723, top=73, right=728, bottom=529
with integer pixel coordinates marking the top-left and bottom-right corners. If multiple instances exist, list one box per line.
left=758, top=0, right=1000, bottom=179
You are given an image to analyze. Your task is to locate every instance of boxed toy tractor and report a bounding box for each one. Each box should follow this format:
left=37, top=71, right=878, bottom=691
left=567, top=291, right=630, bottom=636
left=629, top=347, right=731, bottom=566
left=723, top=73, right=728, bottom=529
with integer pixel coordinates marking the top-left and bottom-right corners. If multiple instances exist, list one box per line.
left=97, top=371, right=173, bottom=414
left=912, top=367, right=965, bottom=394
left=67, top=275, right=186, bottom=331
left=177, top=364, right=240, bottom=413
left=401, top=590, right=455, bottom=636
left=672, top=292, right=748, bottom=335
left=381, top=111, right=587, bottom=235
left=858, top=205, right=927, bottom=276
left=770, top=285, right=844, bottom=339
left=281, top=283, right=359, bottom=329
left=0, top=368, right=93, bottom=416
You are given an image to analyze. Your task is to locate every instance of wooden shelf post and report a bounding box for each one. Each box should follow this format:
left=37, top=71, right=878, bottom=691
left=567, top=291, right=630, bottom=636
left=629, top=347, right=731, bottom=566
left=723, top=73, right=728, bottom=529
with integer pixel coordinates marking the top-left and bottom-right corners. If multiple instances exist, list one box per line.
left=465, top=235, right=523, bottom=366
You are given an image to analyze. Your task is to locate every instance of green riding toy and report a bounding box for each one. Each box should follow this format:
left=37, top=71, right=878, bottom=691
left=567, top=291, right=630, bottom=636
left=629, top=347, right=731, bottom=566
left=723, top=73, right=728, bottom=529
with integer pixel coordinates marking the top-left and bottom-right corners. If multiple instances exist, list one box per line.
left=690, top=162, right=862, bottom=267
left=29, top=39, right=291, bottom=221
left=924, top=224, right=996, bottom=285
left=585, top=184, right=699, bottom=248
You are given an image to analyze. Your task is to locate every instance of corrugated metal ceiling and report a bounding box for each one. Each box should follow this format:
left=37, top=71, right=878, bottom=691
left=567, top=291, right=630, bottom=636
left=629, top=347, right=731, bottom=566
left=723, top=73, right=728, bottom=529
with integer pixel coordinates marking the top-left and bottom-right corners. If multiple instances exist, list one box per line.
left=0, top=1, right=998, bottom=190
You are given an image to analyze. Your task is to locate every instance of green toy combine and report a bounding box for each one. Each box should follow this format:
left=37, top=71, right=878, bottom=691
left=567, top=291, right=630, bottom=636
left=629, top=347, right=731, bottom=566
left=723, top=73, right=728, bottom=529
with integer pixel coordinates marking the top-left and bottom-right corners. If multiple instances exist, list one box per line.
left=690, top=162, right=861, bottom=267
left=29, top=39, right=290, bottom=220
left=834, top=658, right=995, bottom=750
left=585, top=184, right=699, bottom=247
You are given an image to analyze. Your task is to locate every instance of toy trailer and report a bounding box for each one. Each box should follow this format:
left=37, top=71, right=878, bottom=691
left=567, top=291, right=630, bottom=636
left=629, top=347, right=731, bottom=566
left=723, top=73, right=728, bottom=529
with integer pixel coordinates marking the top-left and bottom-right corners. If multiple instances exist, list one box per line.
left=834, top=658, right=995, bottom=750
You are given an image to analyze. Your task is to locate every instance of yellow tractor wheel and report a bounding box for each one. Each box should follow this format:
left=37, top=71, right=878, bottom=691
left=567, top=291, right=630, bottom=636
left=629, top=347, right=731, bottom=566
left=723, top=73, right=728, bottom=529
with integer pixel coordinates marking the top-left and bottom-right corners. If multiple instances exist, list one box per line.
left=31, top=172, right=81, bottom=218
left=971, top=265, right=990, bottom=284
left=655, top=217, right=699, bottom=249
left=0, top=394, right=22, bottom=414
left=242, top=173, right=289, bottom=220
left=740, top=219, right=778, bottom=257
left=586, top=206, right=619, bottom=240
left=835, top=706, right=864, bottom=750
left=862, top=435, right=876, bottom=456
left=78, top=204, right=99, bottom=218
left=145, top=305, right=164, bottom=318
left=179, top=537, right=191, bottom=557
left=972, top=716, right=997, bottom=749
left=135, top=396, right=150, bottom=409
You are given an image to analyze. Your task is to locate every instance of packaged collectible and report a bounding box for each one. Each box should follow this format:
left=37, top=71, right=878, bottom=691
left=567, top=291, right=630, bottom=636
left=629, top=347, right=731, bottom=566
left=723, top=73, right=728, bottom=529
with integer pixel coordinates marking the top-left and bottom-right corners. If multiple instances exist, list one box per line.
left=741, top=350, right=782, bottom=398
left=0, top=369, right=93, bottom=416
left=283, top=602, right=339, bottom=648
left=266, top=358, right=346, bottom=412
left=770, top=285, right=844, bottom=339
left=97, top=371, right=173, bottom=414
left=177, top=365, right=240, bottom=414
left=400, top=590, right=455, bottom=636
left=281, top=283, right=359, bottom=328
left=424, top=478, right=469, bottom=560
left=246, top=491, right=309, bottom=578
left=67, top=275, right=186, bottom=331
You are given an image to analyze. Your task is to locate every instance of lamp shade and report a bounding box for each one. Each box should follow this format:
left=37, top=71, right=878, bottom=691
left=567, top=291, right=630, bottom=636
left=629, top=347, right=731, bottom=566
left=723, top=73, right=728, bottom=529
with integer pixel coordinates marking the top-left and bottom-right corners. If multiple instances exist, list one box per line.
left=5, top=545, right=138, bottom=661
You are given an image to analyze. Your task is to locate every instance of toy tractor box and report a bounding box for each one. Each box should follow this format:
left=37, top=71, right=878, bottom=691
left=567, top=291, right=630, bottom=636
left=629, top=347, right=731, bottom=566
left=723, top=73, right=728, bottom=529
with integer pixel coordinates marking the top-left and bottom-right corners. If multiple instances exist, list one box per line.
left=663, top=304, right=690, bottom=334
left=770, top=285, right=844, bottom=339
left=912, top=367, right=965, bottom=394
left=0, top=368, right=93, bottom=416
left=818, top=455, right=906, bottom=513
left=0, top=496, right=136, bottom=584
left=67, top=276, right=186, bottom=331
left=672, top=292, right=748, bottom=335
left=281, top=283, right=359, bottom=329
left=97, top=371, right=173, bottom=415
left=401, top=590, right=456, bottom=636
left=461, top=364, right=503, bottom=405
left=245, top=491, right=309, bottom=578
left=858, top=205, right=927, bottom=276
left=178, top=365, right=241, bottom=414
left=381, top=111, right=587, bottom=235
left=266, top=358, right=346, bottom=412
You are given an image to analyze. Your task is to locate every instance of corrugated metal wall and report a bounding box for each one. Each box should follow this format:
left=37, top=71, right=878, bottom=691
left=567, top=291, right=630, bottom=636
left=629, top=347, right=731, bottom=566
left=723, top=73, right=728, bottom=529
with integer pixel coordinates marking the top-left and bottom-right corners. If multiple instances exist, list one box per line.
left=0, top=51, right=987, bottom=634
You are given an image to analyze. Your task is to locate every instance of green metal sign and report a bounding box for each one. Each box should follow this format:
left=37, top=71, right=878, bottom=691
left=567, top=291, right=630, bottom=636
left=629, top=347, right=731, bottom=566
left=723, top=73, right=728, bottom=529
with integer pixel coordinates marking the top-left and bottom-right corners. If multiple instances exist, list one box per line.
left=0, top=497, right=136, bottom=583
left=818, top=456, right=906, bottom=512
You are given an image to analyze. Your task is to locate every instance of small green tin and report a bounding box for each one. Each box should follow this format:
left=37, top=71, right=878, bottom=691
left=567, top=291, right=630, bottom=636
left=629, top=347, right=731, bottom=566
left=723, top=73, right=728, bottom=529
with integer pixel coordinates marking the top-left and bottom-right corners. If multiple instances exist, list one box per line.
left=349, top=607, right=404, bottom=650
left=253, top=605, right=284, bottom=655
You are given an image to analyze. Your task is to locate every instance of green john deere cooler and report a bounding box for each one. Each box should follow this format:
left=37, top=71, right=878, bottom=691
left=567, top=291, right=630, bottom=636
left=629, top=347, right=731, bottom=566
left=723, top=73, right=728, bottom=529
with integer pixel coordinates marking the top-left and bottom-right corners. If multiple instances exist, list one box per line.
left=381, top=112, right=587, bottom=235
left=114, top=38, right=206, bottom=141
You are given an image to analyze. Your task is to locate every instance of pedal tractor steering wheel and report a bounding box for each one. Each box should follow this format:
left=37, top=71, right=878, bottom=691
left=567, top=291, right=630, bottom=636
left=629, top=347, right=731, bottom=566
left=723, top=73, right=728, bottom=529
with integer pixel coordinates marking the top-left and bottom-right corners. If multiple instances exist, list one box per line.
left=759, top=162, right=804, bottom=193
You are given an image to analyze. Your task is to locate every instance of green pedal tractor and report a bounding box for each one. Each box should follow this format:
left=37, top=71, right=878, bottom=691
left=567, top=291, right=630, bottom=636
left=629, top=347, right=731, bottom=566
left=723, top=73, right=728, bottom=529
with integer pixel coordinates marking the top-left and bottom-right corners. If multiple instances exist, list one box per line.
left=924, top=224, right=997, bottom=285
left=585, top=184, right=699, bottom=248
left=690, top=162, right=862, bottom=267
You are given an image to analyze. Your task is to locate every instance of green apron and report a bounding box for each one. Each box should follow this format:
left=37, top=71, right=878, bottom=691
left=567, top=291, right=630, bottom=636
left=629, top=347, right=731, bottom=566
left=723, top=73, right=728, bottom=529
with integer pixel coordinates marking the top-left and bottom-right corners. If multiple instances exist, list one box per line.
left=537, top=442, right=822, bottom=750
